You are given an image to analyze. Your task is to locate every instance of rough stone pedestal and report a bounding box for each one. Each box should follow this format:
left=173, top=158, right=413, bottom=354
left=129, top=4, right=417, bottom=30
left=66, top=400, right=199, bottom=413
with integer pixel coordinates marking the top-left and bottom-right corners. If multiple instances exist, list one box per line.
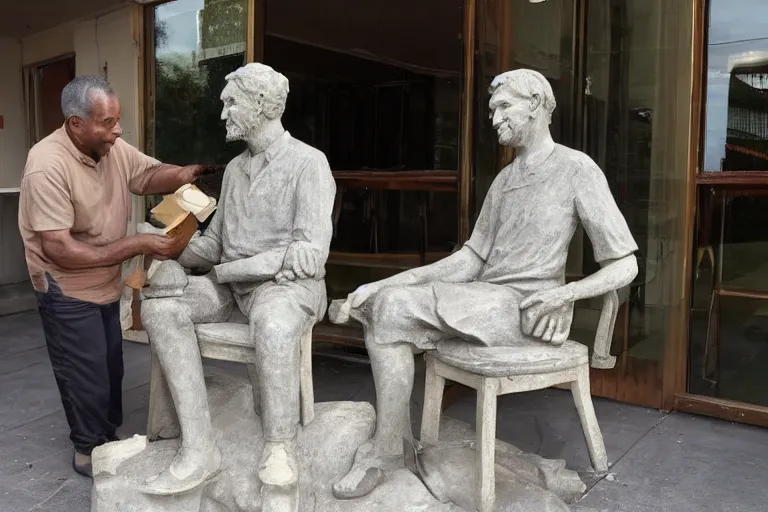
left=91, top=374, right=583, bottom=511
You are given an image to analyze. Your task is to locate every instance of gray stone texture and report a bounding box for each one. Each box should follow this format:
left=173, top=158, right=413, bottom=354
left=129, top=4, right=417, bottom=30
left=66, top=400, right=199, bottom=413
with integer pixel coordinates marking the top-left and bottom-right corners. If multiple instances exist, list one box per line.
left=328, top=69, right=639, bottom=510
left=138, top=62, right=336, bottom=498
left=91, top=374, right=579, bottom=511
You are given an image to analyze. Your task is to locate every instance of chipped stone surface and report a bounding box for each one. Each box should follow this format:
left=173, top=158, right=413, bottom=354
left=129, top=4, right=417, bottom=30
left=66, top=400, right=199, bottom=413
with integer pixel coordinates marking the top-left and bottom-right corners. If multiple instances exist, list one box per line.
left=92, top=374, right=580, bottom=511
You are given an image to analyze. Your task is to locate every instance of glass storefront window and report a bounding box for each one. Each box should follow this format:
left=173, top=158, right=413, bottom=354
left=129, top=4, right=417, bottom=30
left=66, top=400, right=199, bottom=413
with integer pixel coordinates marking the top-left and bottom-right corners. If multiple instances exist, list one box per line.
left=262, top=0, right=464, bottom=300
left=474, top=0, right=575, bottom=213
left=140, top=0, right=697, bottom=407
left=574, top=1, right=692, bottom=405
left=690, top=190, right=768, bottom=406
left=689, top=0, right=768, bottom=410
left=149, top=0, right=248, bottom=174
left=704, top=0, right=768, bottom=171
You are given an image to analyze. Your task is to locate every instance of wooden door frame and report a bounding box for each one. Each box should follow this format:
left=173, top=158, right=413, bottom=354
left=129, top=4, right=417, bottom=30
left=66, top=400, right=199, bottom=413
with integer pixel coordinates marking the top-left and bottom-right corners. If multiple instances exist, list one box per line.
left=657, top=0, right=706, bottom=412
left=22, top=52, right=76, bottom=147
left=667, top=0, right=768, bottom=427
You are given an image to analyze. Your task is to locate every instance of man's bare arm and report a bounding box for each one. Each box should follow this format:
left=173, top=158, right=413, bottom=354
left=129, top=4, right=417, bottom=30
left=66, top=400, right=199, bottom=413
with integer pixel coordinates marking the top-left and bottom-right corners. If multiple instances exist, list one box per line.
left=40, top=230, right=174, bottom=270
left=133, top=164, right=201, bottom=195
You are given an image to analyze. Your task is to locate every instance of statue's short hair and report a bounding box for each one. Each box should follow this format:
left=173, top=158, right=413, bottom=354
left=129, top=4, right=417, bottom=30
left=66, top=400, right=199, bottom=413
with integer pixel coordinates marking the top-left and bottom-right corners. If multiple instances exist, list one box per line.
left=61, top=75, right=115, bottom=119
left=225, top=63, right=290, bottom=119
left=490, top=69, right=556, bottom=123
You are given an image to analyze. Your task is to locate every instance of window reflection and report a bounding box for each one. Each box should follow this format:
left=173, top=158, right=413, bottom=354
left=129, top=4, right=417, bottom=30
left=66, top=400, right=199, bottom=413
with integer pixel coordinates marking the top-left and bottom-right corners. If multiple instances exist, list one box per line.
left=264, top=0, right=462, bottom=173
left=263, top=0, right=463, bottom=299
left=704, top=0, right=768, bottom=171
left=150, top=0, right=248, bottom=169
left=690, top=192, right=768, bottom=406
left=689, top=0, right=768, bottom=407
left=474, top=0, right=574, bottom=213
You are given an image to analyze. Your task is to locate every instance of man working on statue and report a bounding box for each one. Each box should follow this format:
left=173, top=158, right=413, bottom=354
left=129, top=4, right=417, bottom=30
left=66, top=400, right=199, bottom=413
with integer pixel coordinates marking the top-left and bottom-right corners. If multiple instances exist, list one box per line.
left=330, top=68, right=639, bottom=499
left=140, top=63, right=336, bottom=494
left=18, top=75, right=209, bottom=479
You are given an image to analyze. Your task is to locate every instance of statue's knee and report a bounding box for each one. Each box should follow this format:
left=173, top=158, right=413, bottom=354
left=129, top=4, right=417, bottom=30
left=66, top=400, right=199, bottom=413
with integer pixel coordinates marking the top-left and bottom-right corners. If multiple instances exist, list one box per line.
left=250, top=313, right=300, bottom=356
left=143, top=260, right=188, bottom=299
left=371, top=287, right=408, bottom=320
left=141, top=297, right=188, bottom=330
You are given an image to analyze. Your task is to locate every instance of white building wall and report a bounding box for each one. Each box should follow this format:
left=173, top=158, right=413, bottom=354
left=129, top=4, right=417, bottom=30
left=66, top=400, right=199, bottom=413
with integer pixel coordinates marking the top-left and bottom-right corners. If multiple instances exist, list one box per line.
left=0, top=5, right=144, bottom=322
left=0, top=38, right=30, bottom=290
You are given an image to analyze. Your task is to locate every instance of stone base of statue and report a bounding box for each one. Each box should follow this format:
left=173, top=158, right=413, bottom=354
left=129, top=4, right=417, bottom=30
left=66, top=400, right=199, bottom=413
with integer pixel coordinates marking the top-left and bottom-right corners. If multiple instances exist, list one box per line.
left=90, top=374, right=585, bottom=512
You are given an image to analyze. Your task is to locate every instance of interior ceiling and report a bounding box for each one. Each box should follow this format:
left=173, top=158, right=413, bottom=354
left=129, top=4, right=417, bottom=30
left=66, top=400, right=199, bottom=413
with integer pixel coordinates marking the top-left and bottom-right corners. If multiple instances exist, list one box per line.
left=0, top=0, right=131, bottom=39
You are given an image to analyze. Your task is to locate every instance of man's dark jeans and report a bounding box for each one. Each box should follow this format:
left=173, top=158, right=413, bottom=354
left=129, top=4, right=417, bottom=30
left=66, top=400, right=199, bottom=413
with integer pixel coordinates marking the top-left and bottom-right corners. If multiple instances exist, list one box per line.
left=36, top=277, right=123, bottom=455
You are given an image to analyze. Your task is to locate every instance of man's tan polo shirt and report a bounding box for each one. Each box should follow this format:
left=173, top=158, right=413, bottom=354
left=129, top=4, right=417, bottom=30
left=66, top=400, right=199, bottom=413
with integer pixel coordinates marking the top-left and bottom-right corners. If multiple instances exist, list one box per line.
left=18, top=126, right=161, bottom=305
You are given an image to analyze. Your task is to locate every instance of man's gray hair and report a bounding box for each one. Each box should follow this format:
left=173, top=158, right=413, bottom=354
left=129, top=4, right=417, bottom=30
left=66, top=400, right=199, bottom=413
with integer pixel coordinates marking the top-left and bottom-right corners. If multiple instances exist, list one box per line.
left=225, top=63, right=289, bottom=119
left=490, top=69, right=556, bottom=122
left=61, top=76, right=115, bottom=119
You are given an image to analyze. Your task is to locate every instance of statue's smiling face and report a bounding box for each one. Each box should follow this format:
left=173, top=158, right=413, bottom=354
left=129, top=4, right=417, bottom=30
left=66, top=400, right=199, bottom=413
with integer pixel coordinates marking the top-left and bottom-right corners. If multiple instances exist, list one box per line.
left=220, top=81, right=266, bottom=142
left=489, top=85, right=535, bottom=147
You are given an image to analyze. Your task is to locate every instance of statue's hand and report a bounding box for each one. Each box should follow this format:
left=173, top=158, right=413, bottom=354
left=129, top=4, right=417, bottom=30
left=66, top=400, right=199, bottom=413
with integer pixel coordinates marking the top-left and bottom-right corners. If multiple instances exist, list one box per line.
left=282, top=242, right=322, bottom=280
left=275, top=268, right=296, bottom=284
left=519, top=286, right=575, bottom=344
left=347, top=283, right=379, bottom=309
left=329, top=283, right=379, bottom=324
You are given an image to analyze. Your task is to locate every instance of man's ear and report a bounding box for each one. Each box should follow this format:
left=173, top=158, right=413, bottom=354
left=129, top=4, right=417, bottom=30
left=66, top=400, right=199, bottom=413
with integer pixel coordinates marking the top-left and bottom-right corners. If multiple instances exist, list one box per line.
left=68, top=116, right=84, bottom=130
left=529, top=93, right=542, bottom=117
left=262, top=102, right=284, bottom=120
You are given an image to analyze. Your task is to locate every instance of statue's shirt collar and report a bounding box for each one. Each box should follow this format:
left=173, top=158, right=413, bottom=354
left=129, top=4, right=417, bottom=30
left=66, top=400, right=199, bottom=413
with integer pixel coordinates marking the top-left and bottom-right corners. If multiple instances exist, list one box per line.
left=262, top=130, right=292, bottom=163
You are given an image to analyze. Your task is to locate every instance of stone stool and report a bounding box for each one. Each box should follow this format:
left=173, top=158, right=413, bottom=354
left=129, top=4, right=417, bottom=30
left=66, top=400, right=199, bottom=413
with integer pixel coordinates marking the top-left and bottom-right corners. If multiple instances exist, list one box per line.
left=147, top=322, right=315, bottom=440
left=420, top=290, right=621, bottom=512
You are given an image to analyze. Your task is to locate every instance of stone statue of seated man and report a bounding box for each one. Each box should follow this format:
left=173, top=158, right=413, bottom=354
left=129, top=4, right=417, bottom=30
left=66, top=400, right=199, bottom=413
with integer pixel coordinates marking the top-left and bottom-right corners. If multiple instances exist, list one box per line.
left=140, top=63, right=336, bottom=495
left=329, top=68, right=639, bottom=499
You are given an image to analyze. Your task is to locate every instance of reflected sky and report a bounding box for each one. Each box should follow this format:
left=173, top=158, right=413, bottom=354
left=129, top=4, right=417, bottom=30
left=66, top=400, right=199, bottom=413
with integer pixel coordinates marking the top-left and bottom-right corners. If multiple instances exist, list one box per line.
left=705, top=0, right=768, bottom=170
left=156, top=0, right=204, bottom=56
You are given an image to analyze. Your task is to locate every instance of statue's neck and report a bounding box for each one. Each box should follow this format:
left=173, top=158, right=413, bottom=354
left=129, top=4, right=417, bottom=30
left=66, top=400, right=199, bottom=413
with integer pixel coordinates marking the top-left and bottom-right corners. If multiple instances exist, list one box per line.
left=247, top=121, right=285, bottom=154
left=515, top=131, right=555, bottom=169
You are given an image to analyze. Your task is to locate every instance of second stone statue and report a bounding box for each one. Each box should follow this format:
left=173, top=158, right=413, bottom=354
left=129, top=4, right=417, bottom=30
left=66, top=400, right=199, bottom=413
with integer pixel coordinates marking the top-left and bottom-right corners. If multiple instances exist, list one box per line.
left=140, top=62, right=336, bottom=499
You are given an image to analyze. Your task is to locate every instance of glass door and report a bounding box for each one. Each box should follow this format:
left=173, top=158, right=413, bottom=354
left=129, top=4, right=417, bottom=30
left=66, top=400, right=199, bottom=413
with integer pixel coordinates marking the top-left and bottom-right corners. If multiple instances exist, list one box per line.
left=688, top=0, right=768, bottom=422
left=475, top=0, right=695, bottom=408
left=574, top=0, right=693, bottom=408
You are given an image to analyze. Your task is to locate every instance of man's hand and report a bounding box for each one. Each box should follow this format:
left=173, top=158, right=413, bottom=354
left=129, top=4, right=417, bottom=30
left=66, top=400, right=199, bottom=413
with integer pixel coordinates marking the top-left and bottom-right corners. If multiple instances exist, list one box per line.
left=519, top=285, right=575, bottom=343
left=140, top=234, right=185, bottom=261
left=276, top=243, right=322, bottom=282
left=185, top=164, right=220, bottom=183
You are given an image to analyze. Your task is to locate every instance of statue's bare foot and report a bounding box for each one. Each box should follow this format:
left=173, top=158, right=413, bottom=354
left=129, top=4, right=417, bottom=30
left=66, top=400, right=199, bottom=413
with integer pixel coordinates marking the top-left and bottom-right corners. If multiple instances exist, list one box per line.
left=332, top=441, right=403, bottom=499
left=258, top=442, right=297, bottom=487
left=142, top=445, right=222, bottom=495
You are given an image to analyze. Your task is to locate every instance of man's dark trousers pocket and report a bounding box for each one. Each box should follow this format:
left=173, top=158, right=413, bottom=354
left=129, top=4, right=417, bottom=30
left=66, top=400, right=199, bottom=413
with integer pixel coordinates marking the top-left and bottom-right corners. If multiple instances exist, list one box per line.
left=36, top=282, right=124, bottom=455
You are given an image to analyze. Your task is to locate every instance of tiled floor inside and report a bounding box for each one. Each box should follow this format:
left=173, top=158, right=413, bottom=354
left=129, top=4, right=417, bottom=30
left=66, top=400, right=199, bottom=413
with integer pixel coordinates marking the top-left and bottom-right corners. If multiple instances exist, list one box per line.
left=2, top=310, right=767, bottom=511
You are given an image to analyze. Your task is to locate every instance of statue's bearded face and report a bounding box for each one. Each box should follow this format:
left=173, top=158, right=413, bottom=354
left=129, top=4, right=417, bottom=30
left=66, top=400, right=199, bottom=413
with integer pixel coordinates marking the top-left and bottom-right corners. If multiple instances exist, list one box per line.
left=220, top=81, right=266, bottom=142
left=489, top=85, right=536, bottom=147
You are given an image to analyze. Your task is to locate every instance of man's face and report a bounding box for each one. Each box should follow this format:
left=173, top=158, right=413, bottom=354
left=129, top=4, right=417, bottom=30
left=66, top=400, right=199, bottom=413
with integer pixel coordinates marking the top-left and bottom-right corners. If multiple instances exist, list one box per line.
left=489, top=86, right=535, bottom=147
left=220, top=81, right=265, bottom=142
left=68, top=92, right=122, bottom=159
